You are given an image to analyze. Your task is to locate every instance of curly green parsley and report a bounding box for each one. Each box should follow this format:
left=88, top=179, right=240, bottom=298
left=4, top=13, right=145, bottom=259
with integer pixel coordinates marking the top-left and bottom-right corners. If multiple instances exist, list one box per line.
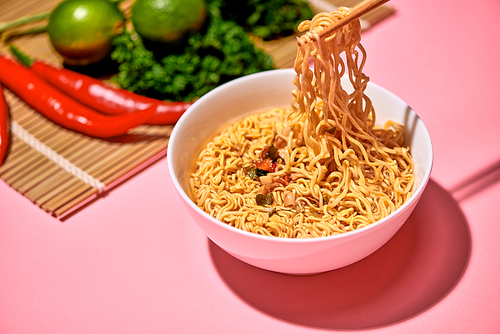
left=111, top=3, right=275, bottom=101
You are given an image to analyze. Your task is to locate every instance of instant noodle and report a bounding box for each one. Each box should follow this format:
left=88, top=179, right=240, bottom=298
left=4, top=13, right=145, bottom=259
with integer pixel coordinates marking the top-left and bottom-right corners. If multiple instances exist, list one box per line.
left=189, top=7, right=414, bottom=238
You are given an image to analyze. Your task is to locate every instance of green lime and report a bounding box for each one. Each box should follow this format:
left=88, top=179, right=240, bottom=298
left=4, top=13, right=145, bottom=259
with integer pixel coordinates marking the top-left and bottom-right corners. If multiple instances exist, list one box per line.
left=131, top=0, right=206, bottom=43
left=47, top=0, right=125, bottom=65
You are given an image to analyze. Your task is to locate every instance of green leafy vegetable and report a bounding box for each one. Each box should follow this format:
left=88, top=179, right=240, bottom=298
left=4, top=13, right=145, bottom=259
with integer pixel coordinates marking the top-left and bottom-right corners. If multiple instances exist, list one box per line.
left=210, top=0, right=314, bottom=40
left=110, top=2, right=274, bottom=101
left=264, top=144, right=280, bottom=161
left=256, top=193, right=273, bottom=206
left=256, top=168, right=269, bottom=177
left=309, top=207, right=322, bottom=218
left=268, top=207, right=277, bottom=216
left=245, top=166, right=269, bottom=180
left=326, top=127, right=337, bottom=135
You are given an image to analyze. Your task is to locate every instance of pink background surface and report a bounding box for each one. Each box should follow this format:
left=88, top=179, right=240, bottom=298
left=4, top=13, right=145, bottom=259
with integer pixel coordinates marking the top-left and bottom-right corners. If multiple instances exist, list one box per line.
left=2, top=0, right=500, bottom=332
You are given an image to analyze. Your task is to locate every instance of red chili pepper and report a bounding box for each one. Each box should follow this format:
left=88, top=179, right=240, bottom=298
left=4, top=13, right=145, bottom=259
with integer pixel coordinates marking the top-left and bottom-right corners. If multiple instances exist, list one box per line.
left=10, top=45, right=191, bottom=125
left=0, top=55, right=155, bottom=138
left=255, top=158, right=276, bottom=172
left=0, top=83, right=10, bottom=166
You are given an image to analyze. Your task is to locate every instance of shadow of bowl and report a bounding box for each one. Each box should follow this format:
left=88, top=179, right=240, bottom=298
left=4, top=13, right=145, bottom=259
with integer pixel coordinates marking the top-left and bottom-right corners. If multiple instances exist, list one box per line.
left=209, top=178, right=471, bottom=329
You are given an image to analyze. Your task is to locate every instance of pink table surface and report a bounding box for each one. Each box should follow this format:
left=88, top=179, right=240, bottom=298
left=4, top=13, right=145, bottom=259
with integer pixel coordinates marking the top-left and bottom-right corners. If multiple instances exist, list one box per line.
left=2, top=0, right=500, bottom=333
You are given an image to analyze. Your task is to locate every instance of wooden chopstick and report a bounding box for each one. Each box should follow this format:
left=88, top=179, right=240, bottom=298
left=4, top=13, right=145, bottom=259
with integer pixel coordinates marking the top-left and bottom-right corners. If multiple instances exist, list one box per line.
left=306, top=0, right=390, bottom=42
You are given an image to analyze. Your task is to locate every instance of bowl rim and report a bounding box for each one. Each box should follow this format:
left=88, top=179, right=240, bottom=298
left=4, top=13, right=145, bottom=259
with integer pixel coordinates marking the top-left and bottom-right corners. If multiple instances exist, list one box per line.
left=167, top=68, right=434, bottom=244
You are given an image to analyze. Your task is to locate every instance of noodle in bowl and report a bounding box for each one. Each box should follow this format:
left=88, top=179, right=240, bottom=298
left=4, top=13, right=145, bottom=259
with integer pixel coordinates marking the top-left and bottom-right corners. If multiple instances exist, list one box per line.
left=167, top=68, right=433, bottom=274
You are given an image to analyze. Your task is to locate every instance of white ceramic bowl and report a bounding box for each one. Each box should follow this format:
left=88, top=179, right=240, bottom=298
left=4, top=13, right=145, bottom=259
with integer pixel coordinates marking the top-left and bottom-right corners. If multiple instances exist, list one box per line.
left=167, top=69, right=433, bottom=275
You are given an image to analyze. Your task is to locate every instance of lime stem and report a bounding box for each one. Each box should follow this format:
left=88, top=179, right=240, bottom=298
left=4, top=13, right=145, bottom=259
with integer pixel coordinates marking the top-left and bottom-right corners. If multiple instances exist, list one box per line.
left=9, top=44, right=35, bottom=67
left=0, top=12, right=50, bottom=34
left=3, top=25, right=48, bottom=41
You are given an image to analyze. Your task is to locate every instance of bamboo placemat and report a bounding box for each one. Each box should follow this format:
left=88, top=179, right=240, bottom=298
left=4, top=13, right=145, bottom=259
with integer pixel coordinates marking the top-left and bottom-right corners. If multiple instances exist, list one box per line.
left=0, top=0, right=394, bottom=219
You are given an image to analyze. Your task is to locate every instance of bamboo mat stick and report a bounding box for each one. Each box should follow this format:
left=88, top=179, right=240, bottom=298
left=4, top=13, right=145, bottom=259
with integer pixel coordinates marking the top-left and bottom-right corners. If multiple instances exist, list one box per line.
left=16, top=160, right=72, bottom=193
left=4, top=137, right=95, bottom=185
left=17, top=139, right=107, bottom=190
left=16, top=40, right=53, bottom=59
left=0, top=137, right=33, bottom=169
left=15, top=119, right=60, bottom=141
left=46, top=133, right=90, bottom=154
left=53, top=187, right=100, bottom=217
left=97, top=143, right=167, bottom=184
left=23, top=126, right=67, bottom=147
left=10, top=111, right=46, bottom=128
left=2, top=136, right=90, bottom=184
left=89, top=142, right=160, bottom=177
left=7, top=159, right=56, bottom=191
left=36, top=175, right=91, bottom=206
left=52, top=147, right=167, bottom=217
left=28, top=169, right=86, bottom=202
left=0, top=0, right=45, bottom=21
left=42, top=151, right=122, bottom=200
left=3, top=92, right=25, bottom=108
left=30, top=134, right=163, bottom=203
left=7, top=138, right=94, bottom=190
left=89, top=139, right=165, bottom=178
left=39, top=138, right=167, bottom=207
left=10, top=153, right=58, bottom=186
left=6, top=156, right=53, bottom=187
left=1, top=149, right=48, bottom=181
left=14, top=160, right=64, bottom=193
left=18, top=118, right=61, bottom=138
left=63, top=140, right=112, bottom=164
left=13, top=105, right=52, bottom=123
left=0, top=143, right=53, bottom=177
left=42, top=180, right=94, bottom=213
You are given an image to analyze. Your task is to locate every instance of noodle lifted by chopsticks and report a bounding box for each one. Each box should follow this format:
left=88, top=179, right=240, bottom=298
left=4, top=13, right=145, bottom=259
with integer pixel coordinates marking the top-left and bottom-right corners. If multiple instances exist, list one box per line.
left=189, top=8, right=414, bottom=238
